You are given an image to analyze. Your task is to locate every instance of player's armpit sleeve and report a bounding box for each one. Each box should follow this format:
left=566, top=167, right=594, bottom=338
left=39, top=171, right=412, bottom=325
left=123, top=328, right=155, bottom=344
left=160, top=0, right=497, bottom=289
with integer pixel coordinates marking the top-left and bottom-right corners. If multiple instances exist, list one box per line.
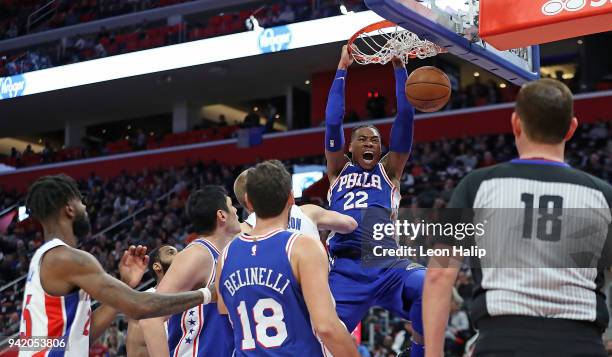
left=325, top=69, right=347, bottom=152
left=433, top=175, right=476, bottom=255
left=389, top=67, right=415, bottom=153
left=447, top=175, right=472, bottom=209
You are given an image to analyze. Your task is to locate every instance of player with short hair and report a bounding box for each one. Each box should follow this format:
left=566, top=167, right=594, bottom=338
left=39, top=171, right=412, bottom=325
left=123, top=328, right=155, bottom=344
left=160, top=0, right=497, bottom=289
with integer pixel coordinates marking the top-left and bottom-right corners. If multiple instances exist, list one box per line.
left=324, top=45, right=426, bottom=356
left=423, top=79, right=612, bottom=357
left=218, top=161, right=359, bottom=356
left=233, top=163, right=358, bottom=239
left=126, top=245, right=178, bottom=357
left=141, top=186, right=237, bottom=357
left=18, top=175, right=211, bottom=357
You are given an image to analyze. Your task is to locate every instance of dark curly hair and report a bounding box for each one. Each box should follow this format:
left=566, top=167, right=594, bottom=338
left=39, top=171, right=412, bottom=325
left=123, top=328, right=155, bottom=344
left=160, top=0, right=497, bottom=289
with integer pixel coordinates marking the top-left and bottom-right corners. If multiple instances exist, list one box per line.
left=25, top=174, right=82, bottom=222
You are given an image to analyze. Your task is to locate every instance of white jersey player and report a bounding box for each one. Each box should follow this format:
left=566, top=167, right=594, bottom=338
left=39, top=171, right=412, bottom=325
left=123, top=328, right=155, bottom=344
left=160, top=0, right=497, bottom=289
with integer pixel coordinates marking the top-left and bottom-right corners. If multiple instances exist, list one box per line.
left=18, top=174, right=210, bottom=356
left=234, top=166, right=358, bottom=238
left=246, top=204, right=322, bottom=240
left=20, top=239, right=92, bottom=355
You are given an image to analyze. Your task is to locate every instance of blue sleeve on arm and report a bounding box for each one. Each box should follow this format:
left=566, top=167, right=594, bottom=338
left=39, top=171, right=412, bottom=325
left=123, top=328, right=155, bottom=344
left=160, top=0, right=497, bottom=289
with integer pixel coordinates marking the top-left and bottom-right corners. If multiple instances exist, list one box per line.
left=325, top=69, right=347, bottom=152
left=390, top=67, right=415, bottom=153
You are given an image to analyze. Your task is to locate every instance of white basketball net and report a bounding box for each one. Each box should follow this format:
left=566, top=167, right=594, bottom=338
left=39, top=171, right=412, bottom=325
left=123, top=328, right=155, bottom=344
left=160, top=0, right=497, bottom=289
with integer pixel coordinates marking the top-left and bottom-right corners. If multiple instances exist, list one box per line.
left=349, top=26, right=446, bottom=65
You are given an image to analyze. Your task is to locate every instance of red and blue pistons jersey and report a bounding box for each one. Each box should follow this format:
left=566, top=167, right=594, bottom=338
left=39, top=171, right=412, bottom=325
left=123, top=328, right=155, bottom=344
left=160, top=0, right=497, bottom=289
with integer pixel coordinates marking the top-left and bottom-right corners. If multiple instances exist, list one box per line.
left=167, top=238, right=234, bottom=357
left=19, top=239, right=92, bottom=357
left=327, top=162, right=401, bottom=256
left=219, top=229, right=330, bottom=357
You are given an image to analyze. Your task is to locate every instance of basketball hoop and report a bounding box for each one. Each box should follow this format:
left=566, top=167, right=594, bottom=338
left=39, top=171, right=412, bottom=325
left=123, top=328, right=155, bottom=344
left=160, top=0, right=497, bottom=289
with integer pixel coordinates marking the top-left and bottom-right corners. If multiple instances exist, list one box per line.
left=347, top=20, right=447, bottom=65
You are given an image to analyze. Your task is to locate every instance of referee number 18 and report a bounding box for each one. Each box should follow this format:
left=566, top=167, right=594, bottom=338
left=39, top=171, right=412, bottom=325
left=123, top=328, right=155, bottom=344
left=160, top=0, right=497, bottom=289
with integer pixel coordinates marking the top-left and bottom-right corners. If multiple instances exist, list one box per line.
left=520, top=193, right=563, bottom=241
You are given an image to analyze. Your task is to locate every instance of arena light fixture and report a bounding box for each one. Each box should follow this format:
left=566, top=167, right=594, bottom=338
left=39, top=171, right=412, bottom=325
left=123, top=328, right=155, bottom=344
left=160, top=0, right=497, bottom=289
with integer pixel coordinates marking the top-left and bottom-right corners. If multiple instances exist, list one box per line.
left=0, top=11, right=385, bottom=101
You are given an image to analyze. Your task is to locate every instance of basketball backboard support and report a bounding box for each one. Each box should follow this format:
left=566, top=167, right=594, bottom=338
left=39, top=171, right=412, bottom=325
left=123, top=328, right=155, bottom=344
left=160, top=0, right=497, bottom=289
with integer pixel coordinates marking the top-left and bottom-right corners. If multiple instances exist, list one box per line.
left=364, top=0, right=540, bottom=85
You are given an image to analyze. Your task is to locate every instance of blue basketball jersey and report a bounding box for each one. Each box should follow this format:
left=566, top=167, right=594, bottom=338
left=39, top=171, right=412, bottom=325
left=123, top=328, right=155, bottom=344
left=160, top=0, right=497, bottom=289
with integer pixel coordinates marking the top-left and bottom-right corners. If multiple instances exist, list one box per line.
left=219, top=229, right=329, bottom=357
left=327, top=162, right=400, bottom=255
left=167, top=238, right=234, bottom=357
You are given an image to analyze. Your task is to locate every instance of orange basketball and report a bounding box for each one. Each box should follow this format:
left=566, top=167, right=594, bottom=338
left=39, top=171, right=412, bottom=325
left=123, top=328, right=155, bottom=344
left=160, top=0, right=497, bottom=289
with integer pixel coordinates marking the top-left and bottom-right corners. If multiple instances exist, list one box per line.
left=405, top=66, right=451, bottom=112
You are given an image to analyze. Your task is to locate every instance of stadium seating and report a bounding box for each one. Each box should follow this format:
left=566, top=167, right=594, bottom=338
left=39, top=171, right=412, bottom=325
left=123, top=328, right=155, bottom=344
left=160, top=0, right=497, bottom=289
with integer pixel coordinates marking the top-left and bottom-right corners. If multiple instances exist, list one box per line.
left=0, top=1, right=367, bottom=77
left=1, top=120, right=611, bottom=353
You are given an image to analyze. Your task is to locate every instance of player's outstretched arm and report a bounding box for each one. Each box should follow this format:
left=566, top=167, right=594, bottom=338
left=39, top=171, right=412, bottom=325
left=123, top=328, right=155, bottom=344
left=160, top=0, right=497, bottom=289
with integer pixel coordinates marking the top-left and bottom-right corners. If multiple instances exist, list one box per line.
left=141, top=245, right=215, bottom=357
left=325, top=45, right=352, bottom=183
left=381, top=57, right=415, bottom=182
left=89, top=245, right=150, bottom=342
left=43, top=246, right=206, bottom=320
left=292, top=236, right=359, bottom=357
left=300, top=204, right=357, bottom=234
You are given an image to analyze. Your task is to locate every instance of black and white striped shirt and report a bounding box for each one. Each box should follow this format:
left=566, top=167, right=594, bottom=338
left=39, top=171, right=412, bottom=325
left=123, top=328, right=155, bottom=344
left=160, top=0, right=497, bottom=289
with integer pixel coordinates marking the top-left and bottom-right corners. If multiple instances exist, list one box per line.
left=449, top=158, right=612, bottom=330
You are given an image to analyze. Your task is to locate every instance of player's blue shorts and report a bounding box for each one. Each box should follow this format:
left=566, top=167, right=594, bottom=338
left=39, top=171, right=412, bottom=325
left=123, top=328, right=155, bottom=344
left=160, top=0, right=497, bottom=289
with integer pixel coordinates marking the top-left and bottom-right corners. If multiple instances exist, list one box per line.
left=329, top=256, right=425, bottom=334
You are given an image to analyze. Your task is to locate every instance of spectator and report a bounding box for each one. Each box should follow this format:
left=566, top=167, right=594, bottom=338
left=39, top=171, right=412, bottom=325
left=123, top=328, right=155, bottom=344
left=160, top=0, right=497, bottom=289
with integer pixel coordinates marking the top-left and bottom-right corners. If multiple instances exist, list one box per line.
left=218, top=114, right=228, bottom=127
left=366, top=91, right=387, bottom=118
left=391, top=322, right=412, bottom=354
left=444, top=290, right=471, bottom=356
left=89, top=339, right=109, bottom=357
left=23, top=145, right=33, bottom=156
left=94, top=41, right=107, bottom=58
left=277, top=4, right=296, bottom=24
left=354, top=336, right=371, bottom=357
left=134, top=129, right=146, bottom=150
left=113, top=192, right=137, bottom=214
left=486, top=79, right=501, bottom=103
left=440, top=178, right=455, bottom=202
left=478, top=151, right=496, bottom=168
left=466, top=76, right=488, bottom=106
left=242, top=109, right=260, bottom=128
left=264, top=104, right=278, bottom=133
left=41, top=141, right=54, bottom=163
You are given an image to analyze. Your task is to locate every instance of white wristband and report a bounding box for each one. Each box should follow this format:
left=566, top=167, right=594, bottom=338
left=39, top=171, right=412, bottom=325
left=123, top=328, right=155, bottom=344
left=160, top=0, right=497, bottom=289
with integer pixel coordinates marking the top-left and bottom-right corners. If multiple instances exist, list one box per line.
left=198, top=287, right=212, bottom=305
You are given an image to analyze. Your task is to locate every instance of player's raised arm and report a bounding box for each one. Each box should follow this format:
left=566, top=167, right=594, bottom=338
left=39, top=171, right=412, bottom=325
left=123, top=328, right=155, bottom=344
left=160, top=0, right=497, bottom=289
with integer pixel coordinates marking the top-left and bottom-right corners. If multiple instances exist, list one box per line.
left=300, top=204, right=357, bottom=234
left=88, top=245, right=149, bottom=342
left=325, top=45, right=352, bottom=182
left=381, top=57, right=415, bottom=181
left=43, top=246, right=208, bottom=320
left=140, top=245, right=215, bottom=357
left=292, top=235, right=359, bottom=356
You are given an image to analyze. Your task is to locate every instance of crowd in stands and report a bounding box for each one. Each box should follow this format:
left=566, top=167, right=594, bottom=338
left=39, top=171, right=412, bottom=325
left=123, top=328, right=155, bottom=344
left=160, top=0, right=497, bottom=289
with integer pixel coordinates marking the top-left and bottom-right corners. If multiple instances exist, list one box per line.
left=0, top=77, right=522, bottom=170
left=0, top=0, right=366, bottom=77
left=1, top=119, right=611, bottom=354
left=1, top=121, right=240, bottom=168
left=0, top=0, right=193, bottom=41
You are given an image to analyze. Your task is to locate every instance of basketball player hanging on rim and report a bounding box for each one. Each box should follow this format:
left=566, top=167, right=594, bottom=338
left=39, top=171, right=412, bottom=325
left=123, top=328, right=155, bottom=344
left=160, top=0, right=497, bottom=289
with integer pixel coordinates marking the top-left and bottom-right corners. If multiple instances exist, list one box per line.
left=18, top=175, right=214, bottom=357
left=325, top=45, right=425, bottom=356
left=423, top=79, right=612, bottom=357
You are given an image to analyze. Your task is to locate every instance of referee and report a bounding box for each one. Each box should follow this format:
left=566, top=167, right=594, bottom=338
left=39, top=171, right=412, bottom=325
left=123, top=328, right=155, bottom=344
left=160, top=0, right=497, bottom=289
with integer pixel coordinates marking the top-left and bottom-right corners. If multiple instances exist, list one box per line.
left=422, top=79, right=612, bottom=357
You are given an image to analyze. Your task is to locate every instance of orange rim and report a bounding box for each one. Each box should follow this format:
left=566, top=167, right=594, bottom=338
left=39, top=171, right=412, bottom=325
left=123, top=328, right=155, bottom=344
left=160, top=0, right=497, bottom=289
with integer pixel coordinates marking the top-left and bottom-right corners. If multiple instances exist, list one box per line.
left=347, top=20, right=398, bottom=62
left=347, top=20, right=446, bottom=62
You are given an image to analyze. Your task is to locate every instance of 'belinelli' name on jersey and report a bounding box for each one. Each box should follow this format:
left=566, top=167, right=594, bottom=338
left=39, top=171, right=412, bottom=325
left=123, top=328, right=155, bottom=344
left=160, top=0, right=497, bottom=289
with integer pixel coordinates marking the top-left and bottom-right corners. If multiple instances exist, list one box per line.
left=223, top=267, right=291, bottom=297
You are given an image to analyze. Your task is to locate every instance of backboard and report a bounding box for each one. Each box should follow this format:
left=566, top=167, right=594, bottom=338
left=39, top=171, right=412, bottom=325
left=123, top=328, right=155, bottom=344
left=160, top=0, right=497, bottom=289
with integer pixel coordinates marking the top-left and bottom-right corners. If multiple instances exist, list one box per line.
left=364, top=0, right=540, bottom=85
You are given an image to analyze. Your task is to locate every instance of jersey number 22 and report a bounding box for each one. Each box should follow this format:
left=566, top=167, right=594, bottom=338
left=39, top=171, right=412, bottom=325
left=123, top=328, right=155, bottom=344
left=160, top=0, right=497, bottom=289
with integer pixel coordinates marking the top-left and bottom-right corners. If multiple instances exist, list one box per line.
left=344, top=192, right=368, bottom=210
